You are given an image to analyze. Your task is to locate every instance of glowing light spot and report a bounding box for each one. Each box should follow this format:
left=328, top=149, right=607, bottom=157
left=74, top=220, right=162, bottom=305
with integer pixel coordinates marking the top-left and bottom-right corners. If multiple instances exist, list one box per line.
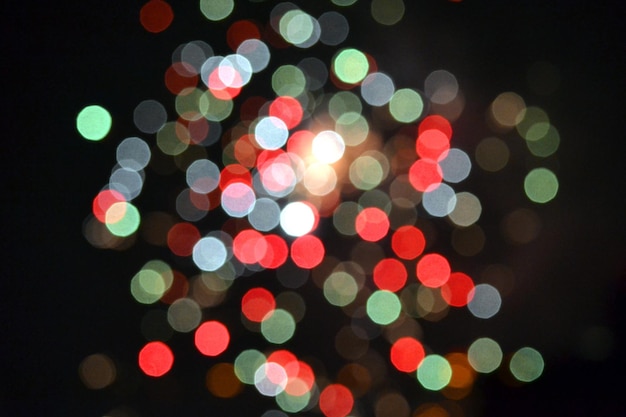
left=192, top=237, right=227, bottom=271
left=333, top=48, right=369, bottom=84
left=237, top=39, right=271, bottom=73
left=280, top=202, right=316, bottom=237
left=248, top=198, right=281, bottom=232
left=524, top=168, right=558, bottom=203
left=526, top=124, right=560, bottom=157
left=140, top=0, right=173, bottom=33
left=389, top=88, right=424, bottom=123
left=408, top=159, right=443, bottom=192
left=234, top=349, right=266, bottom=384
left=319, top=384, right=354, bottom=417
left=92, top=189, right=126, bottom=223
left=467, top=337, right=502, bottom=373
left=467, top=284, right=501, bottom=319
left=255, top=362, right=288, bottom=397
left=261, top=309, right=296, bottom=344
left=510, top=347, right=544, bottom=382
left=138, top=341, right=174, bottom=377
left=312, top=130, right=345, bottom=164
left=366, top=290, right=402, bottom=325
left=221, top=182, right=256, bottom=218
left=116, top=137, right=151, bottom=171
left=439, top=148, right=471, bottom=183
left=416, top=253, right=451, bottom=288
left=242, top=288, right=276, bottom=323
left=373, top=258, right=407, bottom=292
left=186, top=159, right=220, bottom=194
left=355, top=207, right=390, bottom=242
left=269, top=96, right=303, bottom=130
left=105, top=202, right=140, bottom=237
left=391, top=225, right=426, bottom=260
left=194, top=320, right=230, bottom=356
left=167, top=297, right=202, bottom=332
left=416, top=129, right=450, bottom=161
left=109, top=167, right=143, bottom=200
left=272, top=65, right=307, bottom=97
left=259, top=234, right=289, bottom=269
left=77, top=105, right=111, bottom=141
left=417, top=354, right=451, bottom=391
left=448, top=191, right=481, bottom=227
left=350, top=155, right=384, bottom=190
left=440, top=272, right=474, bottom=307
left=279, top=10, right=319, bottom=47
left=422, top=183, right=457, bottom=217
left=490, top=92, right=526, bottom=129
left=255, top=116, right=289, bottom=150
left=324, top=271, right=358, bottom=307
left=199, top=0, right=234, bottom=21
left=361, top=72, right=395, bottom=106
left=290, top=234, right=324, bottom=269
left=390, top=337, right=425, bottom=373
left=303, top=163, right=337, bottom=196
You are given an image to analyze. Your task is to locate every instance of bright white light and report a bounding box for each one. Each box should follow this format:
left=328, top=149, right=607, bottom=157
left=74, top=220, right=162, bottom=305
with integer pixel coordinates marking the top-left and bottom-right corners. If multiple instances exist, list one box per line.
left=254, top=362, right=288, bottom=397
left=221, top=182, right=256, bottom=218
left=280, top=202, right=315, bottom=236
left=312, top=130, right=345, bottom=163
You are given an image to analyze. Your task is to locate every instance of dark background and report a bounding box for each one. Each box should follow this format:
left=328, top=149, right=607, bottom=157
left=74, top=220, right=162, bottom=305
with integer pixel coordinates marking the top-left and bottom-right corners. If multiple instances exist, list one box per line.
left=2, top=0, right=626, bottom=416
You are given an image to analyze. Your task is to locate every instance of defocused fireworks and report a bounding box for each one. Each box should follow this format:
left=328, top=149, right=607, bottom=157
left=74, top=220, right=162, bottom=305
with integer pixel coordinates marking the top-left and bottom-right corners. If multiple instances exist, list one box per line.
left=77, top=1, right=561, bottom=416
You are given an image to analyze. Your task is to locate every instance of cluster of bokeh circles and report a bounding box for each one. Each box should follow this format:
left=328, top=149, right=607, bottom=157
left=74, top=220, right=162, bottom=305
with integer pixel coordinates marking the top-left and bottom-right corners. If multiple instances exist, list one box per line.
left=77, top=1, right=560, bottom=416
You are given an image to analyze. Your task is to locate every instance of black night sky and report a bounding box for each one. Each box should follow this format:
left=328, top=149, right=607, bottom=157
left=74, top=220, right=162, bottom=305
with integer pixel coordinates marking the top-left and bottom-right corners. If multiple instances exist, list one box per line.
left=2, top=1, right=626, bottom=416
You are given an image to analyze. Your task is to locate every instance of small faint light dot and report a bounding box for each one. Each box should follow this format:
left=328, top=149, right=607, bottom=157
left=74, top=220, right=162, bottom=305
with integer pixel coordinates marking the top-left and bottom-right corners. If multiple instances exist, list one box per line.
left=371, top=0, right=405, bottom=25
left=475, top=136, right=510, bottom=172
left=318, top=11, right=349, bottom=46
left=138, top=341, right=174, bottom=377
left=140, top=0, right=174, bottom=33
left=79, top=353, right=116, bottom=389
left=206, top=362, right=243, bottom=398
left=77, top=105, right=112, bottom=141
left=509, top=347, right=544, bottom=382
left=524, top=168, right=559, bottom=203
